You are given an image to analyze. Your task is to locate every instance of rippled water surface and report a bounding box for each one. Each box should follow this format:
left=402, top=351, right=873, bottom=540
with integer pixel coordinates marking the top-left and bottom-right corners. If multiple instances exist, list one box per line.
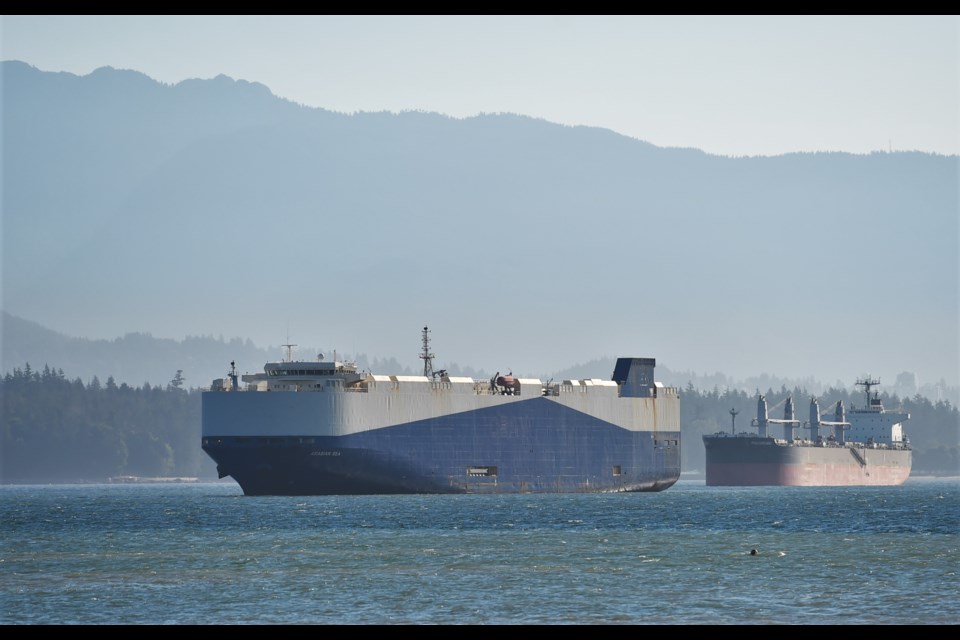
left=2, top=478, right=957, bottom=624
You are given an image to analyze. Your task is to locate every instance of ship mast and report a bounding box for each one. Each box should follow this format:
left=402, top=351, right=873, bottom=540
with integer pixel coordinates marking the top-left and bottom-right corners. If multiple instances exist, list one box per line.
left=419, top=326, right=434, bottom=378
left=856, top=375, right=881, bottom=407
left=729, top=408, right=739, bottom=435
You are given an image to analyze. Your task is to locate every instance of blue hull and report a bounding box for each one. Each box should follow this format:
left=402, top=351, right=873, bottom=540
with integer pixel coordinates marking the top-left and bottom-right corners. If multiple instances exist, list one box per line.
left=203, top=400, right=681, bottom=495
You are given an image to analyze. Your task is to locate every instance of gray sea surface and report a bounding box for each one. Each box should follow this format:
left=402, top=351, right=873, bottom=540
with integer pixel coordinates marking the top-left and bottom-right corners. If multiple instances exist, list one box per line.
left=2, top=478, right=957, bottom=624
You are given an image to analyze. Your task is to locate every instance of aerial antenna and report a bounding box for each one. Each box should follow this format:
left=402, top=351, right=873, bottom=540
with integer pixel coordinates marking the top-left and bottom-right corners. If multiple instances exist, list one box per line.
left=855, top=375, right=880, bottom=405
left=729, top=407, right=739, bottom=435
left=281, top=322, right=298, bottom=362
left=419, top=326, right=434, bottom=378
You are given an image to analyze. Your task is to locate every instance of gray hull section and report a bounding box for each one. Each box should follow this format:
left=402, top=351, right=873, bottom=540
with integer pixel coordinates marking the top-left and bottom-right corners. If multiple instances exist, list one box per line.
left=204, top=395, right=681, bottom=495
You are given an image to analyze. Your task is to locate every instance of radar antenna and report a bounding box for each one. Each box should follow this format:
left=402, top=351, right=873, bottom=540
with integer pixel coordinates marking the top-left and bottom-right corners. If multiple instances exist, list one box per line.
left=228, top=361, right=239, bottom=392
left=419, top=326, right=434, bottom=378
left=856, top=375, right=881, bottom=405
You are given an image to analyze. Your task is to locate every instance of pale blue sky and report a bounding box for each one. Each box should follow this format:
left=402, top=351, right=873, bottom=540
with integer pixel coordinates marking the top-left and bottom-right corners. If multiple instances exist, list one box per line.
left=3, top=15, right=958, bottom=157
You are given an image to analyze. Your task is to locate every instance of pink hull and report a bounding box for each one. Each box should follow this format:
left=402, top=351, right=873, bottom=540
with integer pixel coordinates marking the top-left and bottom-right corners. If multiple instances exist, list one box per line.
left=705, top=461, right=911, bottom=487
left=702, top=434, right=912, bottom=487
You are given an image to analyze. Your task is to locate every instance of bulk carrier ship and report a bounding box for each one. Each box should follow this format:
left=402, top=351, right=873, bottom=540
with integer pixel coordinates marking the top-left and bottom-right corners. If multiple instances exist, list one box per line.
left=202, top=327, right=681, bottom=495
left=702, top=378, right=911, bottom=486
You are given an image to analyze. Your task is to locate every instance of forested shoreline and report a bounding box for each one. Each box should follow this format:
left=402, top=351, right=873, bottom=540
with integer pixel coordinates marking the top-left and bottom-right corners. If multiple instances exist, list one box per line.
left=2, top=364, right=210, bottom=482
left=2, top=363, right=957, bottom=483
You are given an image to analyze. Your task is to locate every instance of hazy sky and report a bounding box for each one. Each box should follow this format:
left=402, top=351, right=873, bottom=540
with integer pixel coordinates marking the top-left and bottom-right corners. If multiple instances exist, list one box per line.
left=2, top=15, right=958, bottom=157
left=2, top=15, right=958, bottom=389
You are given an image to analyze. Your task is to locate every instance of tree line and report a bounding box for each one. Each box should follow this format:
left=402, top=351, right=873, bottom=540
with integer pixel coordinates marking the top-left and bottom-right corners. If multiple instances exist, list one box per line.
left=1, top=364, right=209, bottom=482
left=1, top=363, right=957, bottom=483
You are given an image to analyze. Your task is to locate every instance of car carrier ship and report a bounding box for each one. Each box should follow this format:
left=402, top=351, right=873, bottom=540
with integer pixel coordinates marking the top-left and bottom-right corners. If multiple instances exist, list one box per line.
left=202, top=327, right=682, bottom=495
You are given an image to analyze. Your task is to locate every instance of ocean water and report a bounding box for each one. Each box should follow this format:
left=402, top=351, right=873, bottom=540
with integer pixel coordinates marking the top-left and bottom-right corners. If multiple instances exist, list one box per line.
left=1, top=478, right=957, bottom=625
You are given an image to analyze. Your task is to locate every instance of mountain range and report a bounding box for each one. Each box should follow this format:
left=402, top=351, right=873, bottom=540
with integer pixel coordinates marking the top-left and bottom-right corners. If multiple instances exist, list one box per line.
left=2, top=60, right=957, bottom=388
left=4, top=311, right=954, bottom=407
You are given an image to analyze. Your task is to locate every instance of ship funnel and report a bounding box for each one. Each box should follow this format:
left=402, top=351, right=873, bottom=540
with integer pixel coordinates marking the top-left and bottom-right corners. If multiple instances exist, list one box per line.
left=612, top=358, right=656, bottom=398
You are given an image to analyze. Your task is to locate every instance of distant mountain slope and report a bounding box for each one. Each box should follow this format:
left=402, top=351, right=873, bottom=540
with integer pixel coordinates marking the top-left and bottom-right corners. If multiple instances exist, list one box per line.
left=2, top=60, right=957, bottom=386
left=0, top=310, right=416, bottom=388
left=5, top=311, right=955, bottom=406
left=1, top=311, right=269, bottom=388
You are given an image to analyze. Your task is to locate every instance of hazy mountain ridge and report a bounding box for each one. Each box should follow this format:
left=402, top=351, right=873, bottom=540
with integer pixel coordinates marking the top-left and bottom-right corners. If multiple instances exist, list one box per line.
left=0, top=311, right=458, bottom=388
left=548, top=356, right=957, bottom=406
left=2, top=60, right=957, bottom=387
left=4, top=311, right=955, bottom=406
